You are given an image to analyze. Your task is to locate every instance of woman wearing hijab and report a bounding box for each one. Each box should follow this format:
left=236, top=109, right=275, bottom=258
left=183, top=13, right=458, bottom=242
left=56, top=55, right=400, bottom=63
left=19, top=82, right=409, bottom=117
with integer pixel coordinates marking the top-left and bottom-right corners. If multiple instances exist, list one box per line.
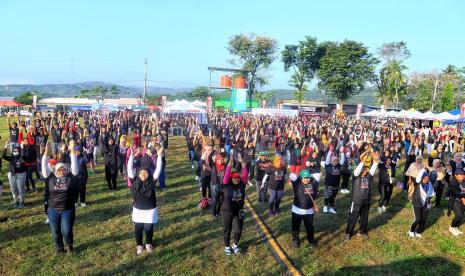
left=102, top=136, right=119, bottom=192
left=221, top=151, right=248, bottom=255
left=447, top=168, right=465, bottom=236
left=408, top=168, right=435, bottom=238
left=210, top=151, right=226, bottom=218
left=42, top=140, right=79, bottom=254
left=3, top=142, right=27, bottom=208
left=127, top=146, right=163, bottom=255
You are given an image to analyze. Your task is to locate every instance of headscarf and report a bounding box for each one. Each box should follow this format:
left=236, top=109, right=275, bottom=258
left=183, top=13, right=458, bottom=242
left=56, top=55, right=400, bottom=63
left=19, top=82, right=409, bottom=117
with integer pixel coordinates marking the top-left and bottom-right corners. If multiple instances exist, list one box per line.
left=215, top=154, right=225, bottom=172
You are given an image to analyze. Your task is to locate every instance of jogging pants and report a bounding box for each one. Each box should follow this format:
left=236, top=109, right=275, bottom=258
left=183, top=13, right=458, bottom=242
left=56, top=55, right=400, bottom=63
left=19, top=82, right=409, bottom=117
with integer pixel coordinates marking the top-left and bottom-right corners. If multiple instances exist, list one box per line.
left=379, top=183, right=393, bottom=207
left=451, top=202, right=464, bottom=228
left=346, top=201, right=370, bottom=235
left=324, top=185, right=339, bottom=207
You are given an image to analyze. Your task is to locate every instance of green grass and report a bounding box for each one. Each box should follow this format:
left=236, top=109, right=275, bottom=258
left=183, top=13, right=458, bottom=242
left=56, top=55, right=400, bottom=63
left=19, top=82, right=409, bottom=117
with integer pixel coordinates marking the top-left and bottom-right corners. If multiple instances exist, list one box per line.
left=0, top=116, right=464, bottom=275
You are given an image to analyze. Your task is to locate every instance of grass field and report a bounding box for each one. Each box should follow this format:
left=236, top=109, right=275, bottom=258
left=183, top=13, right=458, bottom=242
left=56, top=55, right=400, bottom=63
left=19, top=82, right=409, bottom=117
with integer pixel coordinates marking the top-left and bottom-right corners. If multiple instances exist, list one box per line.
left=0, top=116, right=464, bottom=276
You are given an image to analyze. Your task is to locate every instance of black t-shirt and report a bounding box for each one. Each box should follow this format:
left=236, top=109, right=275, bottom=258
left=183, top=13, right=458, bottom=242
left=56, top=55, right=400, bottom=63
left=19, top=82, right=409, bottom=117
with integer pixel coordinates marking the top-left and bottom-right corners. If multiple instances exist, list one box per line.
left=131, top=178, right=157, bottom=210
left=9, top=127, right=19, bottom=143
left=256, top=159, right=271, bottom=182
left=292, top=177, right=317, bottom=210
left=351, top=174, right=373, bottom=204
left=51, top=127, right=63, bottom=143
left=45, top=174, right=79, bottom=211
left=221, top=182, right=245, bottom=213
left=325, top=164, right=341, bottom=186
left=266, top=167, right=287, bottom=190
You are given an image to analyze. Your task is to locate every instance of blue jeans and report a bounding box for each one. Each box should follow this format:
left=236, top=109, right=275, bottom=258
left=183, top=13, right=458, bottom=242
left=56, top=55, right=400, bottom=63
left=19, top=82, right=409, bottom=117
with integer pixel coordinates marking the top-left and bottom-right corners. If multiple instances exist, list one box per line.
left=159, top=168, right=166, bottom=189
left=189, top=150, right=195, bottom=164
left=47, top=208, right=75, bottom=249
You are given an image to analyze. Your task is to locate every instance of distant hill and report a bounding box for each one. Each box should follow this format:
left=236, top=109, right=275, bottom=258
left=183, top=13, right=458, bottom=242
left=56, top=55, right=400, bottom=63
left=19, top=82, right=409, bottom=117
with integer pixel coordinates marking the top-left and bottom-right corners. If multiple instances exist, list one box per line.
left=0, top=82, right=189, bottom=98
left=0, top=82, right=379, bottom=106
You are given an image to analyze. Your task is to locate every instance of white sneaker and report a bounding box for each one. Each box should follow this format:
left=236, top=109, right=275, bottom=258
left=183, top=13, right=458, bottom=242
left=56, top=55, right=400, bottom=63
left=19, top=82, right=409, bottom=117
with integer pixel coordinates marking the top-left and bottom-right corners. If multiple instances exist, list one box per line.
left=44, top=218, right=50, bottom=224
left=408, top=231, right=415, bottom=238
left=191, top=165, right=194, bottom=169
left=195, top=176, right=199, bottom=181
left=81, top=203, right=87, bottom=207
left=248, top=181, right=253, bottom=187
left=378, top=207, right=383, bottom=213
left=232, top=243, right=240, bottom=254
left=449, top=227, right=460, bottom=236
left=457, top=228, right=464, bottom=235
left=328, top=207, right=337, bottom=214
left=382, top=206, right=386, bottom=212
left=415, top=233, right=422, bottom=238
left=75, top=203, right=78, bottom=207
left=323, top=206, right=328, bottom=213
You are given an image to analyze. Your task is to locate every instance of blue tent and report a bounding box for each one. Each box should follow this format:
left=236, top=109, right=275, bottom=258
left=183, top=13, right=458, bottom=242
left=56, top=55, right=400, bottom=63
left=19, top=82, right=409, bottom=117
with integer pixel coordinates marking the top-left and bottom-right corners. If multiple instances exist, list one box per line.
left=456, top=117, right=465, bottom=123
left=449, top=109, right=460, bottom=115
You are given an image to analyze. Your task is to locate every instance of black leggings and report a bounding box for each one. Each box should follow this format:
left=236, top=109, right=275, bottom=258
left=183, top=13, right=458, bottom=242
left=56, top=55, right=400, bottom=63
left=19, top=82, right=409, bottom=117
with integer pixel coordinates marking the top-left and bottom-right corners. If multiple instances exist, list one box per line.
left=200, top=175, right=211, bottom=198
left=410, top=206, right=429, bottom=234
left=434, top=182, right=445, bottom=207
left=211, top=184, right=223, bottom=216
left=75, top=177, right=88, bottom=204
left=379, top=183, right=393, bottom=207
left=341, top=173, right=351, bottom=190
left=451, top=202, right=464, bottom=228
left=291, top=212, right=314, bottom=243
left=105, top=166, right=117, bottom=190
left=221, top=210, right=243, bottom=247
left=134, top=223, right=154, bottom=246
left=25, top=165, right=36, bottom=190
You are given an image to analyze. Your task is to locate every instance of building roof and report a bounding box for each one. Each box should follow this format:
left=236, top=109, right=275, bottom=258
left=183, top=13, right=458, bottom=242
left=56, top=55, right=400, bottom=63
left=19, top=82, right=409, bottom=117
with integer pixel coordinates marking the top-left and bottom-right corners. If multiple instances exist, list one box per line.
left=0, top=97, right=23, bottom=107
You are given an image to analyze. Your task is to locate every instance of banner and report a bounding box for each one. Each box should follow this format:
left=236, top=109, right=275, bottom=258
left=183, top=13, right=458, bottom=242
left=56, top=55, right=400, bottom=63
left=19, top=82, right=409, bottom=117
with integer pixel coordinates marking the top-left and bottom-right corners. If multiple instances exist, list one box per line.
left=231, top=88, right=247, bottom=112
left=356, top=104, right=363, bottom=120
left=32, top=94, right=37, bottom=109
left=206, top=96, right=213, bottom=113
left=251, top=108, right=298, bottom=117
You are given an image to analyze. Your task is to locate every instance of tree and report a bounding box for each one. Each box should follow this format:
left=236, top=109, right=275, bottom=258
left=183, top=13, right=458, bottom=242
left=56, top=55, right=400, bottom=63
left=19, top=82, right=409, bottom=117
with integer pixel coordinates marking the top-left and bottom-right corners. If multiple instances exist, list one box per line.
left=78, top=85, right=120, bottom=101
left=227, top=33, right=278, bottom=108
left=409, top=73, right=435, bottom=111
left=144, top=94, right=160, bottom=106
left=188, top=86, right=211, bottom=100
left=281, top=36, right=323, bottom=107
left=15, top=91, right=39, bottom=105
left=439, top=82, right=455, bottom=111
left=316, top=40, right=379, bottom=104
left=255, top=90, right=275, bottom=106
left=377, top=42, right=410, bottom=108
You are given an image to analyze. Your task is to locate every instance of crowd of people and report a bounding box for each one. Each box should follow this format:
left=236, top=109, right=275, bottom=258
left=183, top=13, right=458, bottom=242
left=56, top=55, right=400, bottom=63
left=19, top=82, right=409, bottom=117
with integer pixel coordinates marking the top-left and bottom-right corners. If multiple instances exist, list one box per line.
left=0, top=109, right=464, bottom=256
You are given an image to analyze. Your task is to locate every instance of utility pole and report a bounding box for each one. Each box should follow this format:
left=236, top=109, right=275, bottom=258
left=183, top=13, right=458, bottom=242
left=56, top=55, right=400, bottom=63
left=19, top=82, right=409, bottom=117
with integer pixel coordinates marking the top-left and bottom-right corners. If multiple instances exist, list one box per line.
left=431, top=73, right=439, bottom=112
left=144, top=58, right=148, bottom=102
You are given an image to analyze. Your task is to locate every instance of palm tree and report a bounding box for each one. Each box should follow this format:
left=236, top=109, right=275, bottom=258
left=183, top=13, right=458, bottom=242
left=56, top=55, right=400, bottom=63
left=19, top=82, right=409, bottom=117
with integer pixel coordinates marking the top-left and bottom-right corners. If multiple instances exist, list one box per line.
left=386, top=60, right=407, bottom=109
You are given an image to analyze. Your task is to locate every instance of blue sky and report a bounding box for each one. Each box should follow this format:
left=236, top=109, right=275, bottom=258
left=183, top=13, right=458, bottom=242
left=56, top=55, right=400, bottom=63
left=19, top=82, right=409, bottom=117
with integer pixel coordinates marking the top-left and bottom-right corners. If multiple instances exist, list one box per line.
left=0, top=0, right=464, bottom=89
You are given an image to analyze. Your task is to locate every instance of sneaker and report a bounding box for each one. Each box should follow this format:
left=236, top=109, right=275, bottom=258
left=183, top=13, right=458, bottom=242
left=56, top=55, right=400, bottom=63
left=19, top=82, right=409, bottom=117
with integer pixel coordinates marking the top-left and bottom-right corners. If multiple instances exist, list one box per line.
left=195, top=176, right=199, bottom=181
left=382, top=206, right=386, bottom=212
left=345, top=234, right=351, bottom=242
left=67, top=245, right=74, bottom=254
left=449, top=227, right=460, bottom=236
left=232, top=244, right=240, bottom=254
left=292, top=240, right=300, bottom=248
left=81, top=203, right=87, bottom=207
left=328, top=207, right=337, bottom=214
left=44, top=218, right=50, bottom=224
left=75, top=203, right=78, bottom=207
left=457, top=228, right=464, bottom=235
left=378, top=207, right=383, bottom=213
left=56, top=247, right=66, bottom=255
left=224, top=246, right=232, bottom=256
left=248, top=181, right=253, bottom=187
left=18, top=203, right=24, bottom=209
left=415, top=233, right=422, bottom=238
left=191, top=164, right=194, bottom=169
left=136, top=245, right=144, bottom=255
left=357, top=233, right=369, bottom=239
left=145, top=244, right=153, bottom=253
left=323, top=206, right=328, bottom=213
left=408, top=231, right=415, bottom=238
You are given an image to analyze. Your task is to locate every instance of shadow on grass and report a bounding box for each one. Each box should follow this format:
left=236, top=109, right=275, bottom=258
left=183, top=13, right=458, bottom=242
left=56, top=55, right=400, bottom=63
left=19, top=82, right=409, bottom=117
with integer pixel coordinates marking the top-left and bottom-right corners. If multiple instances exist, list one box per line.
left=316, top=256, right=462, bottom=276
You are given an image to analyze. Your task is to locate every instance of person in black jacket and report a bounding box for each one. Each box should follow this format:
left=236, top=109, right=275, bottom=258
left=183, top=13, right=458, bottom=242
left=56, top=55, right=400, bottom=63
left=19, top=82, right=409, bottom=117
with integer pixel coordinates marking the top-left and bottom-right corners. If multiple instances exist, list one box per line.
left=21, top=137, right=37, bottom=192
left=74, top=145, right=89, bottom=207
left=127, top=146, right=163, bottom=255
left=221, top=152, right=248, bottom=256
left=289, top=169, right=319, bottom=247
left=378, top=157, right=394, bottom=213
left=447, top=169, right=465, bottom=236
left=210, top=151, right=225, bottom=218
left=102, top=136, right=119, bottom=192
left=3, top=142, right=27, bottom=208
left=345, top=151, right=379, bottom=241
left=42, top=140, right=79, bottom=254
